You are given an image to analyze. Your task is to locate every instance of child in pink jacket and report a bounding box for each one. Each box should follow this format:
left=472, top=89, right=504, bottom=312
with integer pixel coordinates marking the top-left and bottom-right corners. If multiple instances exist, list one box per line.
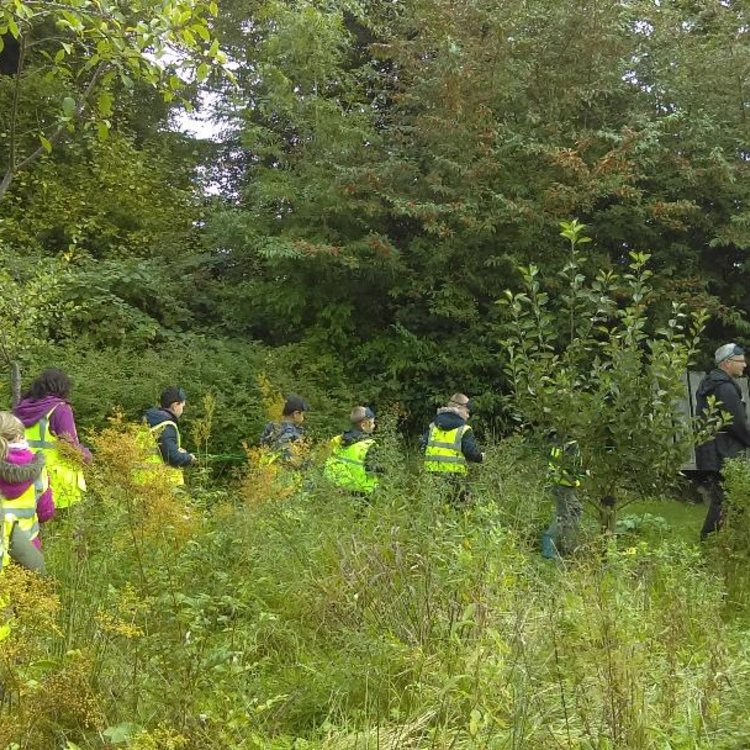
left=0, top=412, right=55, bottom=548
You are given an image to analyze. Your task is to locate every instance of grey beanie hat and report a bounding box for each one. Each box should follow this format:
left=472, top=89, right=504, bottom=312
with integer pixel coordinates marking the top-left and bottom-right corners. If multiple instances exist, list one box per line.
left=715, top=343, right=744, bottom=365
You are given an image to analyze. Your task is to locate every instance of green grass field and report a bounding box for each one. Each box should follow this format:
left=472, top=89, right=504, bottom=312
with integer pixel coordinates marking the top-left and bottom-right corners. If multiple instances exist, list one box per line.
left=617, top=497, right=707, bottom=544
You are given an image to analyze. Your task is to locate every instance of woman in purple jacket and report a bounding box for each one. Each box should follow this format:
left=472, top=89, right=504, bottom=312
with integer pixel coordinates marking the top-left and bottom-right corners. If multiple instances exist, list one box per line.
left=14, top=369, right=91, bottom=509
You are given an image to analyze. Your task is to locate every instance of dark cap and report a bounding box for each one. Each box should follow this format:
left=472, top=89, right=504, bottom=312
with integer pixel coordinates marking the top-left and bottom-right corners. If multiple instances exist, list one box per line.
left=282, top=395, right=309, bottom=415
left=160, top=386, right=187, bottom=409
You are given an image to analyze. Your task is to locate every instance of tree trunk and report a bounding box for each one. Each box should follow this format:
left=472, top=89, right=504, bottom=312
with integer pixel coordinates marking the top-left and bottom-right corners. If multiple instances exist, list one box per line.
left=599, top=494, right=617, bottom=535
left=10, top=360, right=21, bottom=408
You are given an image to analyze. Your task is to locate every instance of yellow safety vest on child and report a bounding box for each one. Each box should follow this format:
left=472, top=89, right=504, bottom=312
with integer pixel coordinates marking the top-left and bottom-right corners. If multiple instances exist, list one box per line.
left=1, top=468, right=49, bottom=544
left=133, top=421, right=185, bottom=487
left=324, top=436, right=378, bottom=494
left=0, top=512, right=18, bottom=642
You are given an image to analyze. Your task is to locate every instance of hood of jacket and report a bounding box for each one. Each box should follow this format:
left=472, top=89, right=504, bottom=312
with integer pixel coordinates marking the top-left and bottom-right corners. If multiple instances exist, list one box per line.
left=432, top=408, right=468, bottom=431
left=697, top=369, right=738, bottom=399
left=13, top=395, right=67, bottom=428
left=0, top=451, right=45, bottom=484
left=145, top=407, right=179, bottom=429
left=340, top=429, right=373, bottom=447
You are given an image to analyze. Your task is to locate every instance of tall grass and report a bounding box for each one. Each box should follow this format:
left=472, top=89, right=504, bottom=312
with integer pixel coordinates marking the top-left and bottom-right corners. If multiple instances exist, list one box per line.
left=2, top=421, right=750, bottom=748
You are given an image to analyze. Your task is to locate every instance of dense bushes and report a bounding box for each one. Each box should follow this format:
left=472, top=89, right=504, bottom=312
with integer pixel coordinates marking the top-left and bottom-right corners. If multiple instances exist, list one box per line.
left=12, top=337, right=367, bottom=457
left=3, top=421, right=750, bottom=749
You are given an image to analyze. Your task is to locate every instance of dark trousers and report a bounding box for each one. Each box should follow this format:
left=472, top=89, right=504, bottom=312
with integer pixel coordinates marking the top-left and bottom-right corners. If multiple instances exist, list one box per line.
left=429, top=473, right=471, bottom=507
left=700, top=472, right=724, bottom=541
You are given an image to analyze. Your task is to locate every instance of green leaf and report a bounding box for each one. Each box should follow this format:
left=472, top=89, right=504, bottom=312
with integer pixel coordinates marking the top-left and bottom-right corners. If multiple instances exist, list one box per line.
left=8, top=17, right=19, bottom=38
left=103, top=722, right=139, bottom=744
left=62, top=96, right=76, bottom=118
left=39, top=135, right=52, bottom=153
left=194, top=23, right=210, bottom=42
left=96, top=120, right=110, bottom=141
left=196, top=63, right=209, bottom=82
left=97, top=91, right=113, bottom=116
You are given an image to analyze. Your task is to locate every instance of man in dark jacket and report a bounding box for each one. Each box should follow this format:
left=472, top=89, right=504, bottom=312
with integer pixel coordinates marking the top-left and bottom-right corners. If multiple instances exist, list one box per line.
left=144, top=387, right=196, bottom=473
left=695, top=343, right=750, bottom=539
left=422, top=393, right=484, bottom=504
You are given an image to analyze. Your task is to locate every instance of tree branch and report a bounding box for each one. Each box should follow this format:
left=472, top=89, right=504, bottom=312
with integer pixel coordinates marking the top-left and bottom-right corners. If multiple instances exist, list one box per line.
left=0, top=61, right=107, bottom=203
left=0, top=34, right=26, bottom=202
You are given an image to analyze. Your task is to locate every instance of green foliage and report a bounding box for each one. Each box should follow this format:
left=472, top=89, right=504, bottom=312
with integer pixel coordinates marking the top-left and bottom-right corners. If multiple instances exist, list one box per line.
left=500, top=220, right=708, bottom=526
left=4, top=427, right=750, bottom=748
left=711, top=457, right=750, bottom=615
left=27, top=336, right=365, bottom=458
left=192, top=0, right=750, bottom=420
left=0, top=0, right=226, bottom=199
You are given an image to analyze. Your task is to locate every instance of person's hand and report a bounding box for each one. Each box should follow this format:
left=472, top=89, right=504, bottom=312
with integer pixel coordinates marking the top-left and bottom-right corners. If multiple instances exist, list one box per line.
left=189, top=453, right=197, bottom=464
left=481, top=452, right=486, bottom=461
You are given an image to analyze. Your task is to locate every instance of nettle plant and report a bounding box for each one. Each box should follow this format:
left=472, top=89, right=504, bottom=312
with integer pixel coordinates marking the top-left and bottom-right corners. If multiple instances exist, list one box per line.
left=500, top=220, right=708, bottom=530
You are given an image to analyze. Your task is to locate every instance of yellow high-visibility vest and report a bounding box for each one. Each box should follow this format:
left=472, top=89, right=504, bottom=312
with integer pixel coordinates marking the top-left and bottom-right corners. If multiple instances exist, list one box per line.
left=1, top=464, right=49, bottom=544
left=133, top=421, right=185, bottom=487
left=324, top=435, right=378, bottom=494
left=424, top=424, right=470, bottom=475
left=25, top=406, right=86, bottom=508
left=0, top=512, right=18, bottom=642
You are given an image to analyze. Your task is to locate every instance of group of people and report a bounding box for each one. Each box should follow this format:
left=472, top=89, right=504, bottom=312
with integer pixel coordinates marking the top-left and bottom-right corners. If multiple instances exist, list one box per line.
left=0, top=369, right=92, bottom=638
left=253, top=392, right=485, bottom=501
left=1, top=341, right=747, bottom=610
left=239, top=341, right=750, bottom=555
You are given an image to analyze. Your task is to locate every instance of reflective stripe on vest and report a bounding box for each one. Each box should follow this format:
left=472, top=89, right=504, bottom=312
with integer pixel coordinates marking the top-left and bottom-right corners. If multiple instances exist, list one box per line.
left=0, top=512, right=15, bottom=573
left=324, top=436, right=378, bottom=493
left=0, top=513, right=17, bottom=641
left=2, top=468, right=48, bottom=542
left=424, top=424, right=469, bottom=474
left=25, top=406, right=86, bottom=507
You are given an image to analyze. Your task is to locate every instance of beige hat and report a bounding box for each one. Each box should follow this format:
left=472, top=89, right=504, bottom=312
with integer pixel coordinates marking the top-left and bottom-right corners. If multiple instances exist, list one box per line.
left=350, top=406, right=375, bottom=424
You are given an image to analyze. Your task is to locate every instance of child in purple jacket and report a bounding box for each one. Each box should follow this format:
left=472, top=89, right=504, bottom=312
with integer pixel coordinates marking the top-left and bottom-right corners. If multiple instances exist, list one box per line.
left=0, top=412, right=55, bottom=548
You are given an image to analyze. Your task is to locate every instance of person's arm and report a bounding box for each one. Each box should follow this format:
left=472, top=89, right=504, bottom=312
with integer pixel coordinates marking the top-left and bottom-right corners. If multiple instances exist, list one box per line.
left=260, top=423, right=274, bottom=446
left=36, top=486, right=55, bottom=524
left=461, top=428, right=484, bottom=463
left=49, top=402, right=92, bottom=463
left=419, top=428, right=429, bottom=452
left=9, top=523, right=45, bottom=574
left=159, top=424, right=194, bottom=467
left=717, top=382, right=750, bottom=446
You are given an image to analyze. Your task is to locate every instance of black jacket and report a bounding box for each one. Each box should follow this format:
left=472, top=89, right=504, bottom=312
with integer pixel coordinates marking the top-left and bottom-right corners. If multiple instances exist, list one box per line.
left=695, top=369, right=750, bottom=471
left=421, top=409, right=483, bottom=463
left=144, top=407, right=193, bottom=468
